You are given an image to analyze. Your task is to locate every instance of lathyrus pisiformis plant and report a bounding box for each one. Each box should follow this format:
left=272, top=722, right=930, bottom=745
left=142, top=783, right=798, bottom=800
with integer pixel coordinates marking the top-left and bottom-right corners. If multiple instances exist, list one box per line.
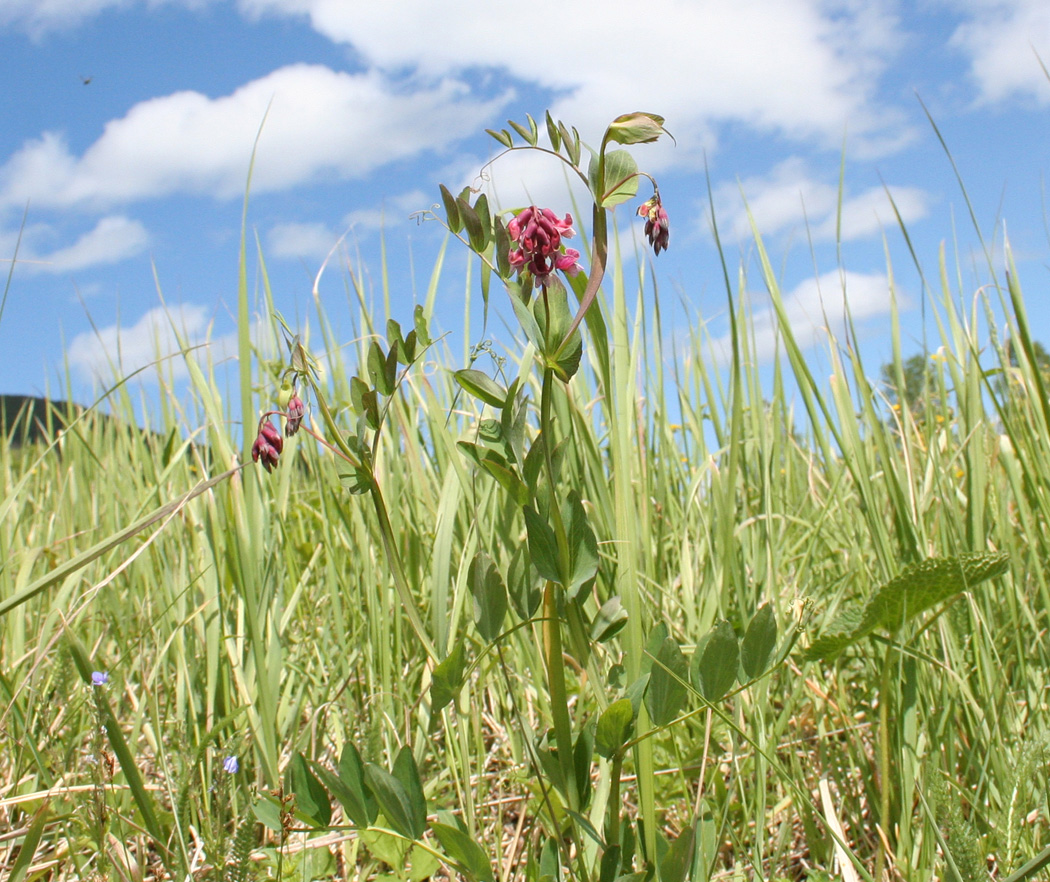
left=250, top=112, right=790, bottom=882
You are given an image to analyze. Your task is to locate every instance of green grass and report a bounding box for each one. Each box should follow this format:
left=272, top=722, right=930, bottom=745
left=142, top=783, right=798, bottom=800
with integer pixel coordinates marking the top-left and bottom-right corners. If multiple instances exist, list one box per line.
left=1, top=213, right=1049, bottom=881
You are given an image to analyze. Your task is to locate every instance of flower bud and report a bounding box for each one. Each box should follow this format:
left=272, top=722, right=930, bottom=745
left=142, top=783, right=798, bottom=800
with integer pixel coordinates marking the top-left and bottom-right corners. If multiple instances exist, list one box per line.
left=251, top=419, right=283, bottom=473
left=285, top=395, right=305, bottom=437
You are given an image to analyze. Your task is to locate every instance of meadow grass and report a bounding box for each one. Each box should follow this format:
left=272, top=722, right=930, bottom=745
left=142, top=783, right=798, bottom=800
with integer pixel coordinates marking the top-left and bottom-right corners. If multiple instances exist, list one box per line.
left=1, top=207, right=1048, bottom=882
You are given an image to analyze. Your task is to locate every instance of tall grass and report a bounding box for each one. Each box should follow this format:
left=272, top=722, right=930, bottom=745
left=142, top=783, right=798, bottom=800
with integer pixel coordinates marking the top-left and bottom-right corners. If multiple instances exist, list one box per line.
left=1, top=206, right=1047, bottom=881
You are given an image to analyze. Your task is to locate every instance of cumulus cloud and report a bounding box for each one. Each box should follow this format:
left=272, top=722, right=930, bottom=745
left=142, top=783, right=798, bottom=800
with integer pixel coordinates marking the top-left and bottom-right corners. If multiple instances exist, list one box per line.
left=0, top=215, right=149, bottom=274
left=267, top=221, right=340, bottom=260
left=950, top=0, right=1050, bottom=105
left=715, top=270, right=895, bottom=363
left=66, top=303, right=213, bottom=383
left=239, top=0, right=912, bottom=158
left=712, top=158, right=930, bottom=242
left=0, top=0, right=216, bottom=37
left=0, top=64, right=509, bottom=210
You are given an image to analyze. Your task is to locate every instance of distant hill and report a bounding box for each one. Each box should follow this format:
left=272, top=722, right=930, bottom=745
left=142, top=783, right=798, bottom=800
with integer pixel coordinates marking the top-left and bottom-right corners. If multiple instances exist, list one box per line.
left=1, top=394, right=84, bottom=447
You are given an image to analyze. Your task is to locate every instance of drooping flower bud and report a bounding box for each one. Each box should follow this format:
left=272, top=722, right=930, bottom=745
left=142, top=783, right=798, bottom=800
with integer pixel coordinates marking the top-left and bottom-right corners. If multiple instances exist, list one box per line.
left=285, top=394, right=305, bottom=437
left=251, top=419, right=283, bottom=473
left=638, top=195, right=669, bottom=255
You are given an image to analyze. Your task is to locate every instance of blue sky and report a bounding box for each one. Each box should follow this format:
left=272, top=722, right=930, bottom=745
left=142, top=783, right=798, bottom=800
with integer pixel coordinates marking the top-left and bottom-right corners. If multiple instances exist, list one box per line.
left=1, top=0, right=1048, bottom=411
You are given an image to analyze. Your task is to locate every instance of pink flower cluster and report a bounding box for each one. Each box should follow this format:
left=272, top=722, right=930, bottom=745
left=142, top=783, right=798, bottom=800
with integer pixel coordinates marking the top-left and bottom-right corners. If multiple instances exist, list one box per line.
left=252, top=419, right=283, bottom=472
left=638, top=196, right=669, bottom=255
left=508, top=206, right=582, bottom=279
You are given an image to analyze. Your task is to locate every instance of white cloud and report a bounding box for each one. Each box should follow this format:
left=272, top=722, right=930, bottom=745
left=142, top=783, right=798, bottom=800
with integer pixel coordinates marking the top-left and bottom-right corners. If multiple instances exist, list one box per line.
left=713, top=158, right=930, bottom=242
left=0, top=0, right=215, bottom=37
left=239, top=0, right=912, bottom=158
left=67, top=303, right=213, bottom=382
left=950, top=0, right=1050, bottom=105
left=0, top=215, right=149, bottom=274
left=267, top=221, right=340, bottom=260
left=341, top=188, right=430, bottom=232
left=0, top=64, right=509, bottom=210
left=711, top=269, right=895, bottom=363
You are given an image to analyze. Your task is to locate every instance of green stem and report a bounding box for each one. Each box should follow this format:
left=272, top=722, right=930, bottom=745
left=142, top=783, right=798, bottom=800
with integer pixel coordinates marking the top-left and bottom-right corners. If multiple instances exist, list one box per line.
left=607, top=753, right=624, bottom=848
left=542, top=581, right=579, bottom=812
left=876, top=645, right=894, bottom=881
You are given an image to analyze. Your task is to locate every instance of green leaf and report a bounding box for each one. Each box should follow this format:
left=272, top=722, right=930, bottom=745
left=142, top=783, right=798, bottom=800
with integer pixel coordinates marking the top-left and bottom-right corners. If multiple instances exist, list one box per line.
left=431, top=822, right=495, bottom=881
left=589, top=149, right=640, bottom=209
left=392, top=746, right=428, bottom=840
left=485, top=128, right=513, bottom=149
left=469, top=552, right=508, bottom=643
left=640, top=623, right=669, bottom=677
left=336, top=742, right=380, bottom=825
left=8, top=802, right=48, bottom=882
left=508, top=545, right=542, bottom=619
left=286, top=752, right=331, bottom=827
left=560, top=121, right=581, bottom=165
left=740, top=604, right=777, bottom=679
left=480, top=456, right=529, bottom=505
left=596, top=698, right=635, bottom=759
left=309, top=758, right=374, bottom=829
left=431, top=641, right=467, bottom=714
left=473, top=193, right=492, bottom=250
left=604, top=112, right=668, bottom=146
left=645, top=637, right=689, bottom=726
left=494, top=215, right=512, bottom=279
left=439, top=184, right=462, bottom=232
left=458, top=196, right=488, bottom=253
left=512, top=291, right=544, bottom=351
left=414, top=304, right=431, bottom=347
left=365, top=759, right=421, bottom=840
left=454, top=369, right=507, bottom=408
left=545, top=111, right=561, bottom=151
left=802, top=552, right=1010, bottom=662
left=367, top=341, right=392, bottom=396
left=691, top=621, right=739, bottom=702
left=573, top=727, right=595, bottom=810
left=523, top=504, right=562, bottom=584
left=508, top=117, right=537, bottom=146
left=565, top=491, right=599, bottom=597
left=590, top=596, right=628, bottom=643
left=253, top=793, right=283, bottom=832
left=659, top=824, right=695, bottom=882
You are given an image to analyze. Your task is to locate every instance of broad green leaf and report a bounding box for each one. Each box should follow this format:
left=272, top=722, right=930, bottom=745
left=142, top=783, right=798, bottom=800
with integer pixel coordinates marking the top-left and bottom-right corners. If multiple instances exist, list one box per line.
left=573, top=727, right=595, bottom=810
left=431, top=822, right=495, bottom=881
left=338, top=742, right=381, bottom=823
left=350, top=375, right=369, bottom=415
left=431, top=641, right=467, bottom=713
left=802, top=552, right=1010, bottom=662
left=508, top=545, right=542, bottom=619
left=367, top=341, right=391, bottom=396
left=645, top=637, right=689, bottom=726
left=590, top=596, right=629, bottom=643
left=692, top=621, right=738, bottom=702
left=253, top=793, right=283, bottom=832
left=365, top=762, right=419, bottom=840
left=286, top=752, right=331, bottom=827
left=310, top=758, right=374, bottom=829
left=413, top=304, right=431, bottom=346
left=605, top=112, right=667, bottom=146
left=458, top=196, right=487, bottom=253
left=565, top=491, right=599, bottom=597
left=469, top=552, right=508, bottom=642
left=588, top=149, right=639, bottom=208
left=640, top=623, right=669, bottom=677
left=480, top=457, right=529, bottom=505
left=439, top=184, right=462, bottom=232
left=659, top=824, right=695, bottom=882
left=512, top=293, right=544, bottom=351
left=392, top=747, right=428, bottom=840
left=740, top=604, right=777, bottom=679
left=523, top=505, right=562, bottom=584
left=454, top=369, right=506, bottom=408
left=596, top=698, right=635, bottom=759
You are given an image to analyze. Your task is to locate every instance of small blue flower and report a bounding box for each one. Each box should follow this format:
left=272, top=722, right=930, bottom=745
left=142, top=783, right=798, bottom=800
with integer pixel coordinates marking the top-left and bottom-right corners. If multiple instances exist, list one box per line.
left=91, top=671, right=109, bottom=686
left=222, top=755, right=239, bottom=774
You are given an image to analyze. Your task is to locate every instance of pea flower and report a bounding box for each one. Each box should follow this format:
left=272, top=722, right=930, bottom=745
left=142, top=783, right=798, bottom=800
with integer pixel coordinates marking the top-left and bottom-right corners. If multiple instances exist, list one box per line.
left=638, top=195, right=669, bottom=255
left=285, top=394, right=305, bottom=437
left=91, top=671, right=109, bottom=686
left=251, top=419, right=283, bottom=473
left=222, top=755, right=239, bottom=774
left=507, top=206, right=582, bottom=279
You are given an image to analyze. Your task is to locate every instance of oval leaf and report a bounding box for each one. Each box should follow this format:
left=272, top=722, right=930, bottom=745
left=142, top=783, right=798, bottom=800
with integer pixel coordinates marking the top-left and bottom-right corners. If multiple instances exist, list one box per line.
left=645, top=637, right=689, bottom=726
left=431, top=822, right=495, bottom=881
left=692, top=621, right=739, bottom=702
left=596, top=698, right=635, bottom=759
left=454, top=369, right=506, bottom=408
left=741, top=604, right=777, bottom=679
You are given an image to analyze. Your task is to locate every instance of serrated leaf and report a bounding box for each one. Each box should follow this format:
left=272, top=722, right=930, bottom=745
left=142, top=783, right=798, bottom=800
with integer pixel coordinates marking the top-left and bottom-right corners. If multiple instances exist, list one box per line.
left=486, top=128, right=514, bottom=149
left=523, top=504, right=562, bottom=584
left=740, top=604, right=777, bottom=679
left=596, top=698, right=634, bottom=759
left=692, top=621, right=738, bottom=702
left=286, top=752, right=331, bottom=827
left=431, top=822, right=495, bottom=881
left=469, top=552, right=508, bottom=643
left=802, top=552, right=1010, bottom=662
left=439, top=184, right=462, bottom=232
left=645, top=637, right=689, bottom=726
left=454, top=369, right=507, bottom=408
left=431, top=641, right=467, bottom=714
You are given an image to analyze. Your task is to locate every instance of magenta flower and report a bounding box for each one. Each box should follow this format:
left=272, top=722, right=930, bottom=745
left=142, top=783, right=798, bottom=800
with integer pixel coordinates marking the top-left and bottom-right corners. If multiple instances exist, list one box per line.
left=285, top=394, right=305, bottom=437
left=251, top=419, right=283, bottom=473
left=507, top=206, right=581, bottom=279
left=638, top=196, right=669, bottom=255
